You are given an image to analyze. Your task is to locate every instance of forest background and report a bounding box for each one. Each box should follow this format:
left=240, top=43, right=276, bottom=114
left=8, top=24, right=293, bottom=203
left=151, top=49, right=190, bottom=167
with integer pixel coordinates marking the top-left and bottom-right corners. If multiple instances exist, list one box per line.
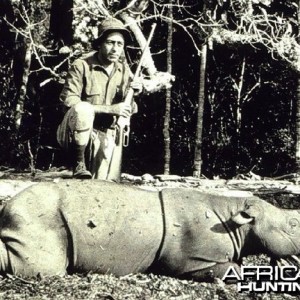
left=0, top=0, right=299, bottom=179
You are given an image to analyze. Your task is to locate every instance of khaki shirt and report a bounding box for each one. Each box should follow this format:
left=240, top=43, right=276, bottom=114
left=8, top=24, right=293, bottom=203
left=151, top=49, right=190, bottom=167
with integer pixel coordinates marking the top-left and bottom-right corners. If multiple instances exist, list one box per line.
left=60, top=51, right=131, bottom=128
left=60, top=52, right=130, bottom=107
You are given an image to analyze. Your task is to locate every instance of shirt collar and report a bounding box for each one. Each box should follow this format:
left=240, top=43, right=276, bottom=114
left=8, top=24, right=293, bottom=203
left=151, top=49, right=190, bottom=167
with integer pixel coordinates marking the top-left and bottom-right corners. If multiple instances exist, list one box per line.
left=90, top=51, right=123, bottom=73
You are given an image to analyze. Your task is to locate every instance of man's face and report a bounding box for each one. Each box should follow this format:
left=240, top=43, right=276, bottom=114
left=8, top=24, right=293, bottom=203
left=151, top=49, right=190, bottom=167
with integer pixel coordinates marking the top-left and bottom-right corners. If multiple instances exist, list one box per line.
left=99, top=32, right=125, bottom=64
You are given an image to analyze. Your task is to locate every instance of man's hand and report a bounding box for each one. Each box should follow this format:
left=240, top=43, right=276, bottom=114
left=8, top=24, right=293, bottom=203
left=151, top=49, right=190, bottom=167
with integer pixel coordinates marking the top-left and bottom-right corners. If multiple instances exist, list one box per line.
left=111, top=102, right=132, bottom=117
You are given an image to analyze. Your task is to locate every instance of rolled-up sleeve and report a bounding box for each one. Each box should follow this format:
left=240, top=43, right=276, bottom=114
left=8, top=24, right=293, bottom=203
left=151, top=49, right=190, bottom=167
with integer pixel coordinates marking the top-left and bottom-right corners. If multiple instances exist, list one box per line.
left=60, top=60, right=85, bottom=107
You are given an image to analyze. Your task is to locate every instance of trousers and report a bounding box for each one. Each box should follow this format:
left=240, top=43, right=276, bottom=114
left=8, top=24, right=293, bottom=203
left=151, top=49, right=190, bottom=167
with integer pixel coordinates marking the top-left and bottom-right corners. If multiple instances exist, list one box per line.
left=57, top=102, right=121, bottom=180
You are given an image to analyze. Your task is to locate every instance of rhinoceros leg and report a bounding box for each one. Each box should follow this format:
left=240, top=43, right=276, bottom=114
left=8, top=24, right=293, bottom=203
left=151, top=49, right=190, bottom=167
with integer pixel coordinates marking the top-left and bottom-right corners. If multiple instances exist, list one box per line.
left=0, top=185, right=69, bottom=276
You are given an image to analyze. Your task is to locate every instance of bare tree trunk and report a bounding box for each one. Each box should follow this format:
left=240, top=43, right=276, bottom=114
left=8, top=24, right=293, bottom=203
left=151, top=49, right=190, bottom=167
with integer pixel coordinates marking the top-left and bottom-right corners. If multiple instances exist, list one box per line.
left=193, top=43, right=207, bottom=177
left=15, top=37, right=32, bottom=129
left=235, top=55, right=246, bottom=173
left=295, top=2, right=300, bottom=170
left=295, top=80, right=300, bottom=170
left=236, top=56, right=245, bottom=135
left=50, top=0, right=73, bottom=45
left=120, top=12, right=157, bottom=75
left=163, top=2, right=173, bottom=175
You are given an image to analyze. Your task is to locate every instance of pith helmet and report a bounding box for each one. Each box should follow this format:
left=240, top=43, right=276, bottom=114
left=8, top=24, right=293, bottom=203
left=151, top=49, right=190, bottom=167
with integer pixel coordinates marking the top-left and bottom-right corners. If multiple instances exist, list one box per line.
left=91, top=18, right=131, bottom=49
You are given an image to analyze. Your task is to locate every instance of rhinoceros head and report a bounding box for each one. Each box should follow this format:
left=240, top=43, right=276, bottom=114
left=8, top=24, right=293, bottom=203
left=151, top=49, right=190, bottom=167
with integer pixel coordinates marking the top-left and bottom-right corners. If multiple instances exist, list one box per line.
left=231, top=200, right=300, bottom=258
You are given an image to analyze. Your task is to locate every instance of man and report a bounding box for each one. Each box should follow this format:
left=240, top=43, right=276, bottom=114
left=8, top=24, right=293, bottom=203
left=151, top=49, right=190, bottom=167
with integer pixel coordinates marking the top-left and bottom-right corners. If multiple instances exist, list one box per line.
left=57, top=18, right=142, bottom=180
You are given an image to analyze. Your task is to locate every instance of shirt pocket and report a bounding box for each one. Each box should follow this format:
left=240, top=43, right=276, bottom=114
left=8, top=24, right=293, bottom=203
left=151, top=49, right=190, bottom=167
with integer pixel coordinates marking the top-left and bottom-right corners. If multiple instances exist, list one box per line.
left=85, top=75, right=103, bottom=104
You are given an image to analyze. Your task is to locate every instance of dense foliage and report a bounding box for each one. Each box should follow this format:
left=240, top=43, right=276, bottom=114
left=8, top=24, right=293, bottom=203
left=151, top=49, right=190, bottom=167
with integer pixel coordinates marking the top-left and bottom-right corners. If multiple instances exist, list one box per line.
left=0, top=0, right=299, bottom=178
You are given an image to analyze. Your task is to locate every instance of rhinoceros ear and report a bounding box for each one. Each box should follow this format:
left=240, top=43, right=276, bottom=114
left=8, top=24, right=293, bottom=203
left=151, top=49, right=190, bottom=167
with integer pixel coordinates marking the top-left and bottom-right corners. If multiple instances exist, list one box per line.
left=231, top=212, right=254, bottom=225
left=231, top=204, right=259, bottom=225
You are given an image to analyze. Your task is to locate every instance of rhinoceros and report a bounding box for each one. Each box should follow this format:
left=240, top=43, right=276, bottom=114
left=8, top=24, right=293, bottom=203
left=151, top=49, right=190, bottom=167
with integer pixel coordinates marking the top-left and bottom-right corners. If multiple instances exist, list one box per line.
left=0, top=180, right=299, bottom=280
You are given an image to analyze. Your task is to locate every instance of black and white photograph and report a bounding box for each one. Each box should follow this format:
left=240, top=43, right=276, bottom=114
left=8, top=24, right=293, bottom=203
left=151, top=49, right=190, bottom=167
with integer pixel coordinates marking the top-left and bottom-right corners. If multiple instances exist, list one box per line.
left=1, top=0, right=300, bottom=299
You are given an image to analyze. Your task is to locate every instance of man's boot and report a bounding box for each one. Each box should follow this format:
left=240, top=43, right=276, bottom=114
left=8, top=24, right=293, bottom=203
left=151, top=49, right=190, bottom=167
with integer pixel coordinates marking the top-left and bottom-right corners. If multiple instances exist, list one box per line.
left=73, top=144, right=92, bottom=179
